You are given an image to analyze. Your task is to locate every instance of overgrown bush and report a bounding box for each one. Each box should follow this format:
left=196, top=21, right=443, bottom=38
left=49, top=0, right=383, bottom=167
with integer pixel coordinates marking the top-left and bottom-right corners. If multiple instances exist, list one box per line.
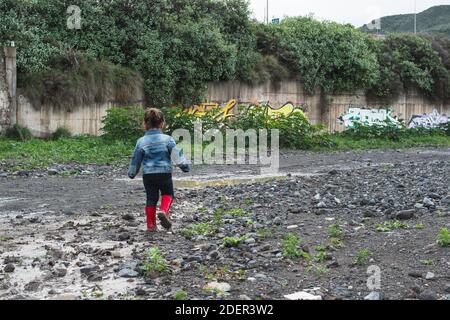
left=51, top=127, right=72, bottom=140
left=3, top=0, right=450, bottom=107
left=439, top=122, right=450, bottom=136
left=368, top=34, right=450, bottom=102
left=225, top=106, right=333, bottom=149
left=342, top=119, right=448, bottom=141
left=5, top=124, right=32, bottom=141
left=161, top=107, right=220, bottom=135
left=342, top=120, right=406, bottom=141
left=101, top=106, right=145, bottom=141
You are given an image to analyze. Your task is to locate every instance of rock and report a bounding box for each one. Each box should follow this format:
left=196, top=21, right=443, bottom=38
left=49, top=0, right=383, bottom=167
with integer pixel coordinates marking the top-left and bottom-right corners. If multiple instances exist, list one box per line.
left=414, top=203, right=424, bottom=209
left=239, top=295, right=252, bottom=300
left=273, top=217, right=282, bottom=225
left=208, top=251, right=219, bottom=259
left=316, top=201, right=327, bottom=208
left=244, top=238, right=256, bottom=244
left=80, top=265, right=100, bottom=275
left=284, top=291, right=322, bottom=300
left=24, top=280, right=41, bottom=292
left=326, top=261, right=340, bottom=268
left=444, top=284, right=450, bottom=293
left=46, top=247, right=64, bottom=260
left=364, top=291, right=382, bottom=300
left=287, top=225, right=298, bottom=230
left=328, top=169, right=339, bottom=175
left=53, top=268, right=67, bottom=277
left=204, top=282, right=231, bottom=293
left=4, top=264, right=15, bottom=273
left=47, top=169, right=59, bottom=176
left=135, top=287, right=147, bottom=296
left=118, top=233, right=131, bottom=241
left=408, top=272, right=422, bottom=278
left=122, top=214, right=135, bottom=221
left=4, top=256, right=21, bottom=264
left=418, top=290, right=437, bottom=300
left=333, top=285, right=352, bottom=298
left=118, top=268, right=139, bottom=278
left=395, top=209, right=415, bottom=220
left=423, top=198, right=435, bottom=208
left=425, top=272, right=435, bottom=280
left=87, top=273, right=103, bottom=282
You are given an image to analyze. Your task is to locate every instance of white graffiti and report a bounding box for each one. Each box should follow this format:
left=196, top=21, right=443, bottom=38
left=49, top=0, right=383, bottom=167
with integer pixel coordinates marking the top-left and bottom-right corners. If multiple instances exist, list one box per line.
left=339, top=107, right=401, bottom=129
left=408, top=110, right=449, bottom=129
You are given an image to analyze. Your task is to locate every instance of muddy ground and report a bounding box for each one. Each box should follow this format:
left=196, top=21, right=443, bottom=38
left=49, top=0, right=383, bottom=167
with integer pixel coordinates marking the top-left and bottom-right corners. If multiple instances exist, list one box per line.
left=0, top=148, right=449, bottom=300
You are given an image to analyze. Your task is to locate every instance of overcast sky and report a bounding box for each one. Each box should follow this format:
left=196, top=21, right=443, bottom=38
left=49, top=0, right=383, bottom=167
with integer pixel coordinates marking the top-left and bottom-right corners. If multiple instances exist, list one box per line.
left=249, top=0, right=450, bottom=27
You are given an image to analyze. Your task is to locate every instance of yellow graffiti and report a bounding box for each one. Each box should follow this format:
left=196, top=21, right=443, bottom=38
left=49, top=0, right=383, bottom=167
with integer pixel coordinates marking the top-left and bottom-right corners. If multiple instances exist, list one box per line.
left=183, top=99, right=238, bottom=121
left=183, top=99, right=308, bottom=121
left=248, top=101, right=308, bottom=119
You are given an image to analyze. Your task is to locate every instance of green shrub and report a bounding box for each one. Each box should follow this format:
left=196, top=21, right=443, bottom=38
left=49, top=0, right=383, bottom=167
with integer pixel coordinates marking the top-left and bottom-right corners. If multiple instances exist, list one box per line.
left=436, top=228, right=450, bottom=247
left=225, top=106, right=333, bottom=149
left=141, top=247, right=170, bottom=275
left=51, top=127, right=72, bottom=140
left=161, top=107, right=220, bottom=135
left=342, top=119, right=406, bottom=141
left=439, top=122, right=450, bottom=136
left=101, top=106, right=145, bottom=141
left=222, top=236, right=248, bottom=248
left=354, top=249, right=373, bottom=266
left=172, top=290, right=188, bottom=301
left=5, top=124, right=32, bottom=141
left=282, top=233, right=310, bottom=259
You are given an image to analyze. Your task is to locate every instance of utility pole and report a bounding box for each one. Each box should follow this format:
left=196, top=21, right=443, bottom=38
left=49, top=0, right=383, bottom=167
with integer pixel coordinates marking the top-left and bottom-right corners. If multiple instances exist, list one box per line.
left=414, top=0, right=417, bottom=34
left=266, top=0, right=269, bottom=24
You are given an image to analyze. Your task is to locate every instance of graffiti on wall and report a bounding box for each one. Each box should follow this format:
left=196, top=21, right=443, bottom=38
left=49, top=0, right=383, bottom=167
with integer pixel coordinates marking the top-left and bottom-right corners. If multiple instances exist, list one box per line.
left=408, top=110, right=449, bottom=129
left=339, top=107, right=401, bottom=129
left=183, top=99, right=308, bottom=121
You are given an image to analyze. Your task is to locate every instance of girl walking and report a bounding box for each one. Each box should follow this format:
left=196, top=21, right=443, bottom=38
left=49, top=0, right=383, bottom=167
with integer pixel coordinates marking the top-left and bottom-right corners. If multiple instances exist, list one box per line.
left=128, top=108, right=190, bottom=232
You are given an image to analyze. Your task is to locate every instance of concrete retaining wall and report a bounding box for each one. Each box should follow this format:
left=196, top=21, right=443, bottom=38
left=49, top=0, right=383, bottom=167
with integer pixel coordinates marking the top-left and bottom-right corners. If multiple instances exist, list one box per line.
left=206, top=80, right=450, bottom=132
left=0, top=46, right=16, bottom=134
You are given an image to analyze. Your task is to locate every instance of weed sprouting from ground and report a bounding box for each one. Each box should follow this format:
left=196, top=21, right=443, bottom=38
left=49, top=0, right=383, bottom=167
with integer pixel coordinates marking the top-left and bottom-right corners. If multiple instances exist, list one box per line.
left=172, top=290, right=188, bottom=300
left=141, top=248, right=170, bottom=275
left=376, top=220, right=409, bottom=232
left=354, top=249, right=373, bottom=266
left=180, top=222, right=217, bottom=238
left=436, top=228, right=450, bottom=247
left=222, top=236, right=248, bottom=248
left=328, top=224, right=343, bottom=238
left=282, top=234, right=310, bottom=260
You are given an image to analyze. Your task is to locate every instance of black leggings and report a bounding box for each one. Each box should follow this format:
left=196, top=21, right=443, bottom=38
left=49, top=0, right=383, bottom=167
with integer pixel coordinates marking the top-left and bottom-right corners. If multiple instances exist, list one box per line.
left=143, top=173, right=174, bottom=207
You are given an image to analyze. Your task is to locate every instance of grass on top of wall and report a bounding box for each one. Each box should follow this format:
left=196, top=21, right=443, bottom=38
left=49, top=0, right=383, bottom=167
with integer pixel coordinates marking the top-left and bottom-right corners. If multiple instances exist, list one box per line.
left=0, top=133, right=449, bottom=172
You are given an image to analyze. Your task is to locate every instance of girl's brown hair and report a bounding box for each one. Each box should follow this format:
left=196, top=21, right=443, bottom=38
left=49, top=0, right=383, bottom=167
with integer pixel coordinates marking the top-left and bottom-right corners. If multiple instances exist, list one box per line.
left=144, top=108, right=165, bottom=130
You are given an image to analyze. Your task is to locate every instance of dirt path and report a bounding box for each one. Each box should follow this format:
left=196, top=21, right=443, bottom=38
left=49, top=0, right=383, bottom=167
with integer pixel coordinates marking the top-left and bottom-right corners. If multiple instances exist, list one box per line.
left=0, top=147, right=449, bottom=300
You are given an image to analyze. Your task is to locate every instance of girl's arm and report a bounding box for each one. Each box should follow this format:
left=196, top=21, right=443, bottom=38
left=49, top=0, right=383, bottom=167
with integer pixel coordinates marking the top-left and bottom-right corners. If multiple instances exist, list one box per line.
left=128, top=141, right=144, bottom=179
left=168, top=137, right=191, bottom=173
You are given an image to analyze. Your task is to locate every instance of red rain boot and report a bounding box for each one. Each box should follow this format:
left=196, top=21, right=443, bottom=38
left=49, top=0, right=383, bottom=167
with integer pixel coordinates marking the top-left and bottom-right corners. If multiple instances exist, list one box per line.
left=158, top=195, right=173, bottom=230
left=145, top=207, right=157, bottom=232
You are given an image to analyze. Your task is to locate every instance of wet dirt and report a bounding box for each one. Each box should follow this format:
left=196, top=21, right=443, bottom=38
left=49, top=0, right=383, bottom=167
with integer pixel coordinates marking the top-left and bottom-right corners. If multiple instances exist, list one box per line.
left=0, top=147, right=449, bottom=300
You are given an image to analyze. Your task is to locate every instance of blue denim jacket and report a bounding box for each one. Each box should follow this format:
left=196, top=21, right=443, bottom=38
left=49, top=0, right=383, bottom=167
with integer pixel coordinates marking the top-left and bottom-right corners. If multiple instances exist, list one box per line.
left=128, top=130, right=190, bottom=178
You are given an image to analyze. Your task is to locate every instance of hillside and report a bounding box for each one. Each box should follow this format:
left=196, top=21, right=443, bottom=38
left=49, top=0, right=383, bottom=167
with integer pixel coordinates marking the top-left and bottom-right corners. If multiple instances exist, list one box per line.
left=361, top=5, right=450, bottom=37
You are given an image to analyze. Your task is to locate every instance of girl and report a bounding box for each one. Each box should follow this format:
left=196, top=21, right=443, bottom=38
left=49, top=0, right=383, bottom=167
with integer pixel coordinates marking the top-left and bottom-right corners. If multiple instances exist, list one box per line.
left=128, top=108, right=190, bottom=232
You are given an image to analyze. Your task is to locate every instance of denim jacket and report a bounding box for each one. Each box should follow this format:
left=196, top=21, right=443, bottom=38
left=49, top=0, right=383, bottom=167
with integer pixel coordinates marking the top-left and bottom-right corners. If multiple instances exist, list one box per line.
left=128, top=130, right=190, bottom=178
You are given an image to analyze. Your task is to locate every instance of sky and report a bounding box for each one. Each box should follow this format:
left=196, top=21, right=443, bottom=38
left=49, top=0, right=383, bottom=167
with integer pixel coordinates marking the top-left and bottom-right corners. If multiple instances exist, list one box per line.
left=249, top=0, right=450, bottom=27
